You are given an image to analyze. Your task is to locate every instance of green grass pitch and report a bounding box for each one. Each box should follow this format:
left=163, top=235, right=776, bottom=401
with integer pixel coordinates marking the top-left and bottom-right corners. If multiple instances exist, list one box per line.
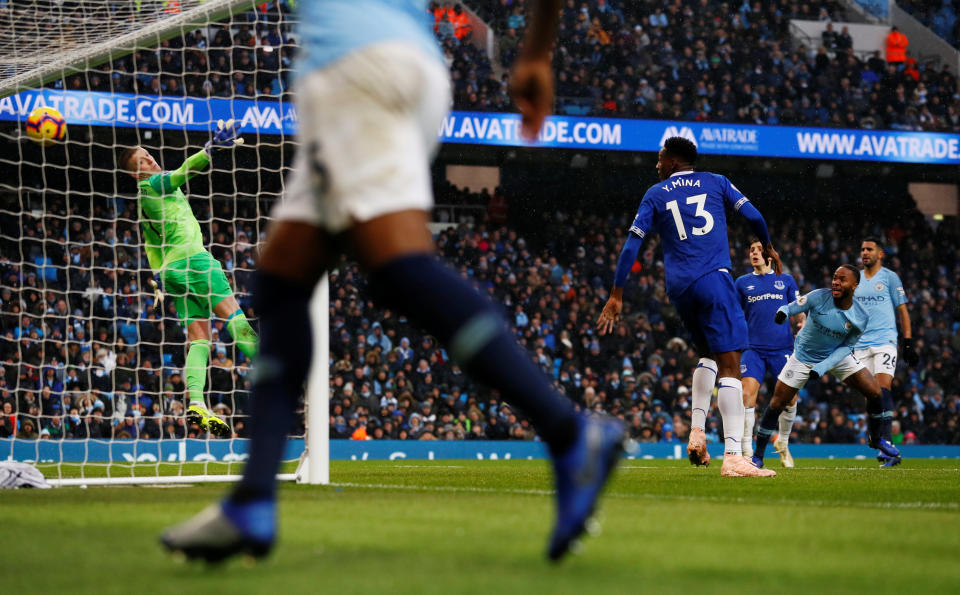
left=3, top=459, right=959, bottom=594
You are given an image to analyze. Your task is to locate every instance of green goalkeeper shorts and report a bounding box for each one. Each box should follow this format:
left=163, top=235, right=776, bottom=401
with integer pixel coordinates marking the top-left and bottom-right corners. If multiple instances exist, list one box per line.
left=162, top=251, right=233, bottom=325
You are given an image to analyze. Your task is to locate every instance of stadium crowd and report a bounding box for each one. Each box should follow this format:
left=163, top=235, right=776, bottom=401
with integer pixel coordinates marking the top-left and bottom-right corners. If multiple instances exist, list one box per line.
left=899, top=0, right=960, bottom=47
left=1, top=184, right=958, bottom=446
left=474, top=0, right=960, bottom=132
left=35, top=0, right=960, bottom=133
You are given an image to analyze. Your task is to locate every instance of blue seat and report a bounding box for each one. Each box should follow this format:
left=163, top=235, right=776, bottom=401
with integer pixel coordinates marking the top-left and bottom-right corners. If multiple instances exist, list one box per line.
left=120, top=322, right=138, bottom=345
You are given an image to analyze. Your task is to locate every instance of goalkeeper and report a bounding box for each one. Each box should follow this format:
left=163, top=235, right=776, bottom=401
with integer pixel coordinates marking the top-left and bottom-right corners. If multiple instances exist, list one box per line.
left=119, top=120, right=259, bottom=438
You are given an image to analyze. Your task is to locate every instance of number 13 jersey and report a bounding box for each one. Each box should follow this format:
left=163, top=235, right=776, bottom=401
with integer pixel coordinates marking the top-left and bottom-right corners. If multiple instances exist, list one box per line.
left=629, top=170, right=750, bottom=297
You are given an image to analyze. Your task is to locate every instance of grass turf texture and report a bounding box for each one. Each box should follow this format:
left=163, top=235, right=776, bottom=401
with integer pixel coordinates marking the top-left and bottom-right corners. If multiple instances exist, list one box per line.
left=4, top=459, right=959, bottom=594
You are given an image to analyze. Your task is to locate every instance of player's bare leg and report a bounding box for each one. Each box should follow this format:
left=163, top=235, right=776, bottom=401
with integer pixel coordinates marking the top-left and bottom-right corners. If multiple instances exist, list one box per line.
left=716, top=352, right=775, bottom=477
left=741, top=376, right=760, bottom=458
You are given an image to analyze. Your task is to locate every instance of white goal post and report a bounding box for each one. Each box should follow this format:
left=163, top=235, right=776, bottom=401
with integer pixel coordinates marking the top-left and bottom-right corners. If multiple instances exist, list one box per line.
left=296, top=275, right=330, bottom=485
left=1, top=0, right=330, bottom=487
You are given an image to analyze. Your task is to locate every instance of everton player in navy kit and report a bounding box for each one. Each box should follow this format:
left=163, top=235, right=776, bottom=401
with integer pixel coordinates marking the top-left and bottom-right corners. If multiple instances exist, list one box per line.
left=736, top=239, right=804, bottom=467
left=598, top=137, right=781, bottom=477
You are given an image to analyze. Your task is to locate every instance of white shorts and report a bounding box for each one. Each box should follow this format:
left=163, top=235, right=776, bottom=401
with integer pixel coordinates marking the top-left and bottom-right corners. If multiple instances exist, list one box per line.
left=854, top=344, right=898, bottom=377
left=777, top=352, right=865, bottom=389
left=272, top=42, right=451, bottom=233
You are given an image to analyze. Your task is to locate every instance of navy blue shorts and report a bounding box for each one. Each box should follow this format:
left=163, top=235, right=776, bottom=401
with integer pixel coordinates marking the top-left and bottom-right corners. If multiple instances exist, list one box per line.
left=672, top=270, right=749, bottom=354
left=741, top=348, right=793, bottom=382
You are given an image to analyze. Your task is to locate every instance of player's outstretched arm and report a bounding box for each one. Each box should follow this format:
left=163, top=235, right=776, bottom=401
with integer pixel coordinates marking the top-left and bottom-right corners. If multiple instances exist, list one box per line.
left=149, top=120, right=244, bottom=194
left=204, top=118, right=244, bottom=154
left=598, top=233, right=643, bottom=335
left=810, top=328, right=863, bottom=379
left=737, top=201, right=781, bottom=274
left=150, top=150, right=211, bottom=195
left=764, top=243, right=783, bottom=275
left=510, top=0, right=563, bottom=140
left=775, top=289, right=822, bottom=323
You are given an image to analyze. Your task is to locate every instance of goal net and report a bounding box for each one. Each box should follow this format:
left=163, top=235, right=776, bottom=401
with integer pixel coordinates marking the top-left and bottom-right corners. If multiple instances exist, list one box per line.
left=0, top=0, right=329, bottom=486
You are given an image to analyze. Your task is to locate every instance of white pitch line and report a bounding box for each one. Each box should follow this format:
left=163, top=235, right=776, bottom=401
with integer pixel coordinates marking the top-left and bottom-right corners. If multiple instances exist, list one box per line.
left=392, top=465, right=465, bottom=469
left=795, top=467, right=959, bottom=472
left=331, top=481, right=960, bottom=511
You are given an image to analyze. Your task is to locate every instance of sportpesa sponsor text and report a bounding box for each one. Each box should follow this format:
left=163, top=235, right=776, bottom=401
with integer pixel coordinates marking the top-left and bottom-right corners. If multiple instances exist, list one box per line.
left=745, top=292, right=786, bottom=304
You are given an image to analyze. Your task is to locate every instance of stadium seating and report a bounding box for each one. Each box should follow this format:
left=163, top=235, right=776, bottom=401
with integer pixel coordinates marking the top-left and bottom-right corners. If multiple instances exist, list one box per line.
left=900, top=0, right=960, bottom=46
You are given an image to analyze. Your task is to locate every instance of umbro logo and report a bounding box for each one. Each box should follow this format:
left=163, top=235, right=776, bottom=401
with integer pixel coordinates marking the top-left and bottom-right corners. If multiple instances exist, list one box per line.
left=746, top=285, right=755, bottom=291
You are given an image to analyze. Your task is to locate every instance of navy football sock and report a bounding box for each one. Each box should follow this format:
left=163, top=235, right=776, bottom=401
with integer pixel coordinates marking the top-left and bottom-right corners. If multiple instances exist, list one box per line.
left=880, top=388, right=894, bottom=442
left=232, top=272, right=313, bottom=503
left=867, top=392, right=884, bottom=448
left=753, top=407, right=780, bottom=460
left=368, top=254, right=577, bottom=452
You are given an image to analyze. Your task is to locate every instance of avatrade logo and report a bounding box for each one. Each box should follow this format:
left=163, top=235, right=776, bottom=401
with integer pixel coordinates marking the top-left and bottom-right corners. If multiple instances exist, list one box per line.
left=660, top=125, right=697, bottom=147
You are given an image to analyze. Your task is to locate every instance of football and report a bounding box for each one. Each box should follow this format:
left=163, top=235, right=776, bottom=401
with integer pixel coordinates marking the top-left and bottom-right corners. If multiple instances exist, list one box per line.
left=25, top=106, right=66, bottom=145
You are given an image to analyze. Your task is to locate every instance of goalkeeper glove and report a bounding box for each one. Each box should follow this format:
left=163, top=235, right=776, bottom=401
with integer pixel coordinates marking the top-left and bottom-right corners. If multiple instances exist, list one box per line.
left=204, top=119, right=244, bottom=153
left=774, top=309, right=787, bottom=325
left=902, top=338, right=919, bottom=366
left=149, top=279, right=164, bottom=316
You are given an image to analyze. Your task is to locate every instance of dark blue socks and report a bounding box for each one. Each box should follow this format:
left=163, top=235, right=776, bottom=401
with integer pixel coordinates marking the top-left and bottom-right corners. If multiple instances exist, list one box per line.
left=368, top=254, right=577, bottom=452
left=753, top=407, right=780, bottom=460
left=867, top=390, right=884, bottom=448
left=233, top=272, right=313, bottom=503
left=880, top=388, right=894, bottom=442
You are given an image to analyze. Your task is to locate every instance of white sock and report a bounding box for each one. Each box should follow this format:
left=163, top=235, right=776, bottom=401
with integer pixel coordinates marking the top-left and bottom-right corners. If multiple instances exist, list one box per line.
left=742, top=406, right=755, bottom=458
left=778, top=404, right=797, bottom=443
left=691, top=358, right=717, bottom=430
left=717, top=377, right=744, bottom=456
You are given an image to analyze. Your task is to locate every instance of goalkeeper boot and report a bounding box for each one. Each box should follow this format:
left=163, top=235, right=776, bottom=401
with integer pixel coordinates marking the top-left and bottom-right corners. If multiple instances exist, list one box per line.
left=161, top=499, right=274, bottom=563
left=187, top=403, right=231, bottom=438
left=548, top=413, right=626, bottom=562
left=773, top=437, right=795, bottom=468
left=686, top=427, right=711, bottom=467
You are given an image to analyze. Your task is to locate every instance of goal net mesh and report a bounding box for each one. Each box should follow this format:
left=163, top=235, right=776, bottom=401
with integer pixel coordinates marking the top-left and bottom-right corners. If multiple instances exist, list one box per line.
left=0, top=0, right=306, bottom=484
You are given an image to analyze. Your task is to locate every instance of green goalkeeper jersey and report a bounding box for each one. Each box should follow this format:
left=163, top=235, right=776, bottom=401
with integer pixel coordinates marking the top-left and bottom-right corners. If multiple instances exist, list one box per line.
left=137, top=150, right=211, bottom=272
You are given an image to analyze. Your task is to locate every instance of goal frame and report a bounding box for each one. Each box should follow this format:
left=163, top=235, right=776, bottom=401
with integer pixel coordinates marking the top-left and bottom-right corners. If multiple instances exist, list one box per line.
left=4, top=0, right=331, bottom=487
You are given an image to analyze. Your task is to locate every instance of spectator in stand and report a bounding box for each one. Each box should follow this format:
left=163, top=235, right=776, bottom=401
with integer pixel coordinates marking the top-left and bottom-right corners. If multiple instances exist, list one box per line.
left=885, top=26, right=908, bottom=66
left=836, top=25, right=853, bottom=51
left=451, top=4, right=472, bottom=41
left=822, top=23, right=838, bottom=51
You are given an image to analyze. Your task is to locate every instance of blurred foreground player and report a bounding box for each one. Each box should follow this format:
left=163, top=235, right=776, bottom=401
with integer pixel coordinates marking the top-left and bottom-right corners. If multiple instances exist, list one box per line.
left=751, top=266, right=900, bottom=467
left=854, top=238, right=916, bottom=467
left=162, top=0, right=625, bottom=563
left=598, top=137, right=781, bottom=477
left=735, top=239, right=804, bottom=467
left=120, top=123, right=259, bottom=437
